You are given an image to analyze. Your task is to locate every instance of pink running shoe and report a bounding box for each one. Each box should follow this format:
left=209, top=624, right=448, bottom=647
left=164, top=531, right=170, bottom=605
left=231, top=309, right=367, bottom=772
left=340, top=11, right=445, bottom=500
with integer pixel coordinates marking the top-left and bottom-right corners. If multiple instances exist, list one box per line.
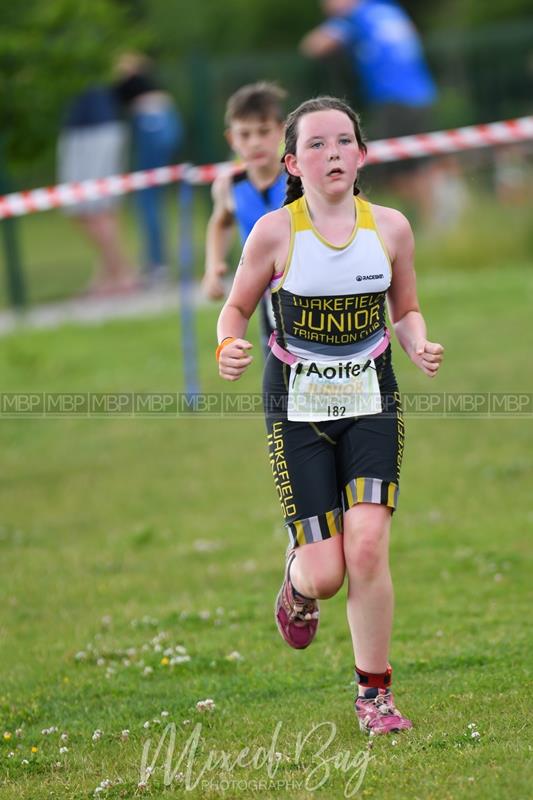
left=355, top=688, right=413, bottom=735
left=275, top=550, right=319, bottom=649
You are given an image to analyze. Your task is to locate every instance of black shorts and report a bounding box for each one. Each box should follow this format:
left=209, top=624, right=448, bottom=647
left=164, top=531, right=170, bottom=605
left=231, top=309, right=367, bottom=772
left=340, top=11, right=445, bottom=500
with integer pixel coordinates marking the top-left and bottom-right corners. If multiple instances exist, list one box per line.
left=263, top=346, right=405, bottom=548
left=365, top=103, right=435, bottom=178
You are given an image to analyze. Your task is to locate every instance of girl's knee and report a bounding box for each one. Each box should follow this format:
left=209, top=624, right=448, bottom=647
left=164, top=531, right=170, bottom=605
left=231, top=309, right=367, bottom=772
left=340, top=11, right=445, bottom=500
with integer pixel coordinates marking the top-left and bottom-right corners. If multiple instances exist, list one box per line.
left=343, top=505, right=392, bottom=580
left=345, top=535, right=386, bottom=580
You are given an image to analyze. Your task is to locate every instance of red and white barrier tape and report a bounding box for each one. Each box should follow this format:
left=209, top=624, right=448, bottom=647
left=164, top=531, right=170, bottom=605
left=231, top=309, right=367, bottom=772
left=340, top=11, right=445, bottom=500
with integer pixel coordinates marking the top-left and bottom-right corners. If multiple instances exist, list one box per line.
left=1, top=115, right=532, bottom=219
left=365, top=115, right=533, bottom=164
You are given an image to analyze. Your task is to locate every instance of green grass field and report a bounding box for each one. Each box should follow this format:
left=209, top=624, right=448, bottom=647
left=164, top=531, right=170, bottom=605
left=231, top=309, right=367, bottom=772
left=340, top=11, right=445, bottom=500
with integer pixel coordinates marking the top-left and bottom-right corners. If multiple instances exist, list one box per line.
left=0, top=266, right=532, bottom=799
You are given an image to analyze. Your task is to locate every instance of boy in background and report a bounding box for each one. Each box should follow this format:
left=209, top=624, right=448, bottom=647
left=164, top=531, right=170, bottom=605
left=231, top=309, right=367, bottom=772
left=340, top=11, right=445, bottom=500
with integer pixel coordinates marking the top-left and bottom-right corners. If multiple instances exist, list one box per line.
left=202, top=82, right=287, bottom=355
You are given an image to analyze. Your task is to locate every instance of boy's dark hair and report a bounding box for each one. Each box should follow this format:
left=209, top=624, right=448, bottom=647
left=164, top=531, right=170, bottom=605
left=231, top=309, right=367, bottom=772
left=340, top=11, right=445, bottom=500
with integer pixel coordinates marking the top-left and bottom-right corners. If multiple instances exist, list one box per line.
left=225, top=82, right=287, bottom=126
left=282, top=96, right=367, bottom=205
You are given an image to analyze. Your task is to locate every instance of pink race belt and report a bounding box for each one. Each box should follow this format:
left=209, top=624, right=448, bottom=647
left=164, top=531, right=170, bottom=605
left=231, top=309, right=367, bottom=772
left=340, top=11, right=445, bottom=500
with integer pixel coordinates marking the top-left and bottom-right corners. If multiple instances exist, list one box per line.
left=268, top=328, right=391, bottom=366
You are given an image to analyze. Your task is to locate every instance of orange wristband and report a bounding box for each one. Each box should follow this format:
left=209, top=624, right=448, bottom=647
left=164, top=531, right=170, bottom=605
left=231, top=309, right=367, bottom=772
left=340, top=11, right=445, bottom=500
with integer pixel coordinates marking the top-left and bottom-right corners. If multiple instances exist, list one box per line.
left=215, top=336, right=236, bottom=362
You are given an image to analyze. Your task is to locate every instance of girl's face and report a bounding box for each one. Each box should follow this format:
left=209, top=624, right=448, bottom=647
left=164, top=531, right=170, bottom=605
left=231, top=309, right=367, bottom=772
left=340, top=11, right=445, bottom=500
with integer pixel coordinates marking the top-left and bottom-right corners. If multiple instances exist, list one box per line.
left=285, top=109, right=364, bottom=198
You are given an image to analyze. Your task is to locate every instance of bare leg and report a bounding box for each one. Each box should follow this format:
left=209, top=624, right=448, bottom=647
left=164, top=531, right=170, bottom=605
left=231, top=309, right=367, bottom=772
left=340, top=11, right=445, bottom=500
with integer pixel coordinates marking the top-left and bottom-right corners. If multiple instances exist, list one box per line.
left=75, top=211, right=136, bottom=292
left=390, top=158, right=468, bottom=230
left=343, top=504, right=393, bottom=680
left=389, top=164, right=437, bottom=227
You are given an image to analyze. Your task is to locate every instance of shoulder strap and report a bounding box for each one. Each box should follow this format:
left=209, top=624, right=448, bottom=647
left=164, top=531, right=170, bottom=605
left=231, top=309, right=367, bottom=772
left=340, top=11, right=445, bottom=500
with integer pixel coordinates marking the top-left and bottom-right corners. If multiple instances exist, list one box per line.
left=355, top=196, right=378, bottom=231
left=286, top=196, right=312, bottom=233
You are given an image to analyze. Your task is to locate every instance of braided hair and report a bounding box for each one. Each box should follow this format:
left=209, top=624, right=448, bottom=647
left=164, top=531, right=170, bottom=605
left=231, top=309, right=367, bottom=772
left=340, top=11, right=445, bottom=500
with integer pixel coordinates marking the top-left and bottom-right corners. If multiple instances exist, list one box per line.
left=281, top=96, right=367, bottom=206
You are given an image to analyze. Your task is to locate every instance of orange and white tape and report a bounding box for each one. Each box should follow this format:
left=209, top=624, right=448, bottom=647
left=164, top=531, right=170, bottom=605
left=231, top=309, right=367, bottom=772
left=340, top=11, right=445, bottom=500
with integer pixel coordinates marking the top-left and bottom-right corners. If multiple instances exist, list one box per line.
left=1, top=116, right=531, bottom=219
left=365, top=115, right=533, bottom=164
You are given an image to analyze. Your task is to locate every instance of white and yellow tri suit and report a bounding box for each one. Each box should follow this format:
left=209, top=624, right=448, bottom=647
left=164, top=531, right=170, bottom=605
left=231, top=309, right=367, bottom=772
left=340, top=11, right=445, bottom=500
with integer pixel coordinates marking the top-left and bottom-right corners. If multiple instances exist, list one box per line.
left=264, top=195, right=405, bottom=549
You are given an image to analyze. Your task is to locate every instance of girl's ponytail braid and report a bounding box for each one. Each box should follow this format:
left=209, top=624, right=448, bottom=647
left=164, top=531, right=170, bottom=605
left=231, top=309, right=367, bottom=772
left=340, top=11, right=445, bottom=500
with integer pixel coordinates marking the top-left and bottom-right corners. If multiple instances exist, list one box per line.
left=283, top=174, right=303, bottom=206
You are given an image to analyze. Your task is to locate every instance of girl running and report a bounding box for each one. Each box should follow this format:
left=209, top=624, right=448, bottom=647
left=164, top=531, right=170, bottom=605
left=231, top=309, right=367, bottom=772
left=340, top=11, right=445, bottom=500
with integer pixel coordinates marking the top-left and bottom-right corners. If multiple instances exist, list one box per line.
left=216, top=97, right=443, bottom=735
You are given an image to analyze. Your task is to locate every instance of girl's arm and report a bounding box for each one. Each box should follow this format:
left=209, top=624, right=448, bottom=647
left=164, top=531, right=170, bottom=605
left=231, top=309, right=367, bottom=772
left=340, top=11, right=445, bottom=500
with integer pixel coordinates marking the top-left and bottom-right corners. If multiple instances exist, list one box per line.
left=381, top=208, right=444, bottom=378
left=217, top=208, right=290, bottom=381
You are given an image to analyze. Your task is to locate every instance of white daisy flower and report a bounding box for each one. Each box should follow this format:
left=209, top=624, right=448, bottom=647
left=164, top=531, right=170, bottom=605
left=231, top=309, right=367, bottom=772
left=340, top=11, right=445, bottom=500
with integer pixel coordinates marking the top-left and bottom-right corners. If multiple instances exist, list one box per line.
left=225, top=651, right=243, bottom=662
left=170, top=655, right=191, bottom=665
left=196, top=698, right=216, bottom=713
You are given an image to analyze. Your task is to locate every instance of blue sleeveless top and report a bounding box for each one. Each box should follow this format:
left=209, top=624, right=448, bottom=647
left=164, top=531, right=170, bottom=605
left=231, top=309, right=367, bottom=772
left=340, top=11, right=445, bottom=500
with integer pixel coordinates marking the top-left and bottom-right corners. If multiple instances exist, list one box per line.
left=232, top=171, right=287, bottom=243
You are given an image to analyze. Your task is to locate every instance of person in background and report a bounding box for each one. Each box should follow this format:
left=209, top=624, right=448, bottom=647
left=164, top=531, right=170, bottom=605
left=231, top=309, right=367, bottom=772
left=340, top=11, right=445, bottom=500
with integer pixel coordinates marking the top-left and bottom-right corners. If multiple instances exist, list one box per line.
left=114, top=52, right=183, bottom=285
left=301, top=0, right=441, bottom=224
left=202, top=82, right=287, bottom=357
left=58, top=85, right=137, bottom=297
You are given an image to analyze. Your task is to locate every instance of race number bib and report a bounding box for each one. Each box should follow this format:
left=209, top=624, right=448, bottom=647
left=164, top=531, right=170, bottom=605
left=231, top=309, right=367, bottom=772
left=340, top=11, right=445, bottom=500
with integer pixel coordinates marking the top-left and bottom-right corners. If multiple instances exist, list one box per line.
left=287, top=357, right=382, bottom=422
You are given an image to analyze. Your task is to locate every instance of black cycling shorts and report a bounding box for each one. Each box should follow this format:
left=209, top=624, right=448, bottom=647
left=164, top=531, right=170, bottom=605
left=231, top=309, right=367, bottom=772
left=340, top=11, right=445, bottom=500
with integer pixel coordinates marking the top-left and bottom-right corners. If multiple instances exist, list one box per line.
left=263, top=345, right=405, bottom=548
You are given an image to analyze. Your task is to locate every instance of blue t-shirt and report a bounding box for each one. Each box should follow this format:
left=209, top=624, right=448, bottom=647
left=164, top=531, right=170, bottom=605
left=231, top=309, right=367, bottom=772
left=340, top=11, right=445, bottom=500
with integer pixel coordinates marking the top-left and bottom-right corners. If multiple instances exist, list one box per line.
left=232, top=171, right=286, bottom=243
left=323, top=0, right=436, bottom=106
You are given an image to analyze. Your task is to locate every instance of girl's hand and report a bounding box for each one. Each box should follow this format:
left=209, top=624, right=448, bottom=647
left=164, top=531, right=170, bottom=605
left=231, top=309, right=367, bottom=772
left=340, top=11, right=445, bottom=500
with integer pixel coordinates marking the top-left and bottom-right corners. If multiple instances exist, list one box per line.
left=218, top=339, right=253, bottom=381
left=202, top=270, right=226, bottom=301
left=411, top=339, right=444, bottom=378
left=202, top=262, right=228, bottom=301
